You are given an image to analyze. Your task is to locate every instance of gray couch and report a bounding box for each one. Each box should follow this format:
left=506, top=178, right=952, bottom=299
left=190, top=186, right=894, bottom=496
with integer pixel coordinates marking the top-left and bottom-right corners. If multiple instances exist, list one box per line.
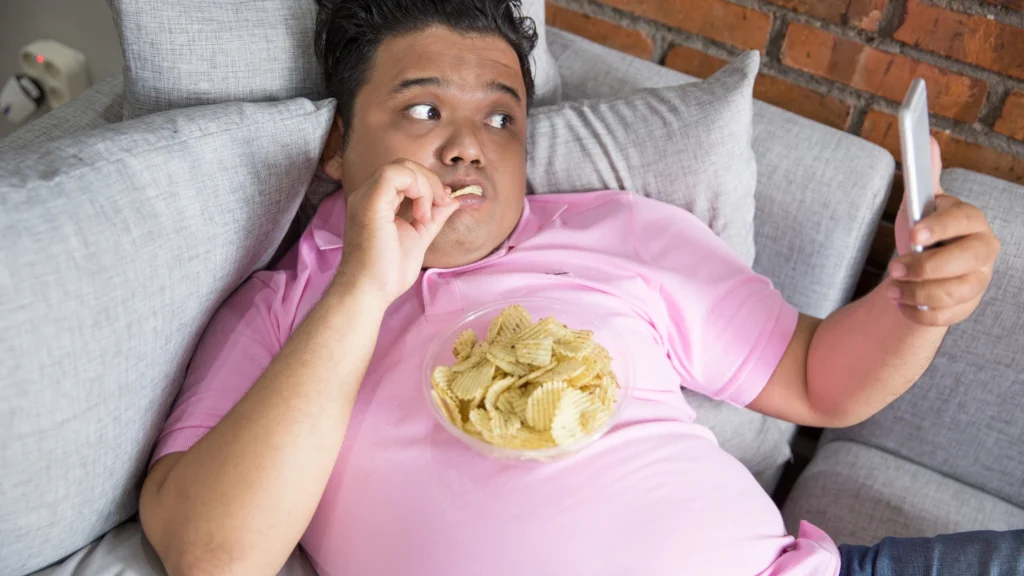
left=1, top=27, right=1020, bottom=575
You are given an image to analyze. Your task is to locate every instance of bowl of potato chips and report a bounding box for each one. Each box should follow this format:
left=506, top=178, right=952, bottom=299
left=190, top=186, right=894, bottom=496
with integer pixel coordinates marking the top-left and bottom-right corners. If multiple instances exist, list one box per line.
left=424, top=299, right=632, bottom=461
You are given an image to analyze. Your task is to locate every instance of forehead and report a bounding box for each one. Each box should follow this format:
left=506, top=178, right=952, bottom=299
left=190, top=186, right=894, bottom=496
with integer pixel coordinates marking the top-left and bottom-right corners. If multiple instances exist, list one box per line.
left=367, top=26, right=525, bottom=93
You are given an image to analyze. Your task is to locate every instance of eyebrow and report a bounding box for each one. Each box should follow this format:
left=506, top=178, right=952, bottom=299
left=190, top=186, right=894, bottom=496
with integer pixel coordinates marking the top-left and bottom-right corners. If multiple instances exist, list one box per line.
left=388, top=76, right=522, bottom=104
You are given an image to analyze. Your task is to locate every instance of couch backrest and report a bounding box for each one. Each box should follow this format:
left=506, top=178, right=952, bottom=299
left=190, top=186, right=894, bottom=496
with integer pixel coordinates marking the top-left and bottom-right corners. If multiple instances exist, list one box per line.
left=546, top=28, right=895, bottom=319
left=827, top=168, right=1024, bottom=510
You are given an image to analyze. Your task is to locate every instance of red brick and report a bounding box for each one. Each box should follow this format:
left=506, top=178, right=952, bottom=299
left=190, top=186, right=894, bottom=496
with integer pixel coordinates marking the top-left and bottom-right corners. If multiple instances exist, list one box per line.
left=861, top=109, right=1024, bottom=185
left=894, top=0, right=1024, bottom=81
left=782, top=23, right=989, bottom=123
left=994, top=90, right=1024, bottom=141
left=663, top=45, right=729, bottom=79
left=546, top=4, right=655, bottom=60
left=752, top=75, right=852, bottom=129
left=601, top=0, right=772, bottom=51
left=762, top=0, right=887, bottom=31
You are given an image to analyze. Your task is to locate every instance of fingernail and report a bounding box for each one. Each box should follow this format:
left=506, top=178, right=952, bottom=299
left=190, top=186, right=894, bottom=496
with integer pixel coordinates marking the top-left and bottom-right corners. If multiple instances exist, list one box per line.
left=888, top=286, right=901, bottom=300
left=916, top=228, right=931, bottom=243
left=891, top=262, right=907, bottom=278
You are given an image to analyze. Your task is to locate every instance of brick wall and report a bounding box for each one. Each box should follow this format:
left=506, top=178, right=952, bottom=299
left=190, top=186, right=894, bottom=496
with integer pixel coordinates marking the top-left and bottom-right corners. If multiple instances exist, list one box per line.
left=546, top=0, right=1024, bottom=296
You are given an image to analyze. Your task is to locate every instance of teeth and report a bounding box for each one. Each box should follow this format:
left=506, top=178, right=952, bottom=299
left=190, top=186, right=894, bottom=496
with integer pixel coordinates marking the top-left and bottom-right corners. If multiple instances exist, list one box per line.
left=451, top=185, right=483, bottom=198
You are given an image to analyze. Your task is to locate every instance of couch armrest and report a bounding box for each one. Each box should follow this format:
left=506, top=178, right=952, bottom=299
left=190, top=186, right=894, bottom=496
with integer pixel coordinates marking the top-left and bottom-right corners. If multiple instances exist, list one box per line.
left=547, top=28, right=894, bottom=317
left=0, top=76, right=123, bottom=154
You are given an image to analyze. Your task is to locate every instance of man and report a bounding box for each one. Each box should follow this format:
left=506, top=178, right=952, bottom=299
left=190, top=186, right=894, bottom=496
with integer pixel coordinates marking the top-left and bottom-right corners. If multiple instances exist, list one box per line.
left=138, top=1, right=1016, bottom=575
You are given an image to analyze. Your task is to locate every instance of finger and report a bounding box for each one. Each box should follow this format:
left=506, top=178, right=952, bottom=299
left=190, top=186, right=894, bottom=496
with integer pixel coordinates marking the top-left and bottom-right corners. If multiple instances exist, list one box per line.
left=896, top=295, right=980, bottom=327
left=930, top=136, right=944, bottom=194
left=890, top=232, right=998, bottom=281
left=394, top=159, right=447, bottom=223
left=912, top=197, right=988, bottom=247
left=888, top=271, right=990, bottom=309
left=413, top=199, right=460, bottom=241
left=372, top=163, right=418, bottom=216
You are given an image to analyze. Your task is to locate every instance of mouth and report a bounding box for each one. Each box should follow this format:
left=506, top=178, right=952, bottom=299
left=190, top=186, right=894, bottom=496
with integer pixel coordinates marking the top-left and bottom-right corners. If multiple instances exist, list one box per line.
left=446, top=179, right=486, bottom=207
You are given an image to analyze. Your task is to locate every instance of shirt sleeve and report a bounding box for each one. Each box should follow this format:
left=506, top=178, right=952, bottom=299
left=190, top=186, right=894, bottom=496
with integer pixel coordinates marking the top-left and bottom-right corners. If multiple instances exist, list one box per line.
left=149, top=269, right=290, bottom=468
left=629, top=194, right=799, bottom=407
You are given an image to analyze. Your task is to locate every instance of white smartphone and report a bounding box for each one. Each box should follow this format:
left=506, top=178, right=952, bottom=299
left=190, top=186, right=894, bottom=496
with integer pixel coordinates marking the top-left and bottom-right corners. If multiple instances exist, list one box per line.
left=898, top=78, right=936, bottom=254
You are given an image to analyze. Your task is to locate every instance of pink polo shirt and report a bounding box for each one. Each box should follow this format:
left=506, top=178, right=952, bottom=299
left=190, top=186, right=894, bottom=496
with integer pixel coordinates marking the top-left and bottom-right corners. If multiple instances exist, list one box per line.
left=152, top=190, right=840, bottom=576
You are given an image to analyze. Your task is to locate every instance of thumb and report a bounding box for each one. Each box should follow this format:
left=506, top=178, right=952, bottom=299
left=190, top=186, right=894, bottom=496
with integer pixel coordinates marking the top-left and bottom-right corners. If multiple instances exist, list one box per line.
left=412, top=201, right=459, bottom=247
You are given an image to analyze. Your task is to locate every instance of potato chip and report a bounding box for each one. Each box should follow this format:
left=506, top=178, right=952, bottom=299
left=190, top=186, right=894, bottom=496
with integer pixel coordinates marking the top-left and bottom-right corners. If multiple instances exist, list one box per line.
left=490, top=410, right=522, bottom=438
left=581, top=402, right=614, bottom=435
left=451, top=185, right=483, bottom=198
left=568, top=361, right=600, bottom=388
left=452, top=329, right=477, bottom=361
left=508, top=427, right=555, bottom=450
left=484, top=313, right=504, bottom=345
left=431, top=389, right=461, bottom=428
left=551, top=388, right=591, bottom=446
left=431, top=365, right=455, bottom=392
left=494, top=386, right=523, bottom=414
left=514, top=338, right=553, bottom=366
left=532, top=358, right=587, bottom=384
left=495, top=304, right=532, bottom=342
left=485, top=375, right=519, bottom=412
left=553, top=339, right=593, bottom=359
left=451, top=361, right=495, bottom=400
left=451, top=342, right=487, bottom=373
left=526, top=380, right=568, bottom=431
left=486, top=345, right=529, bottom=377
left=511, top=361, right=558, bottom=388
left=515, top=317, right=567, bottom=342
left=468, top=408, right=492, bottom=435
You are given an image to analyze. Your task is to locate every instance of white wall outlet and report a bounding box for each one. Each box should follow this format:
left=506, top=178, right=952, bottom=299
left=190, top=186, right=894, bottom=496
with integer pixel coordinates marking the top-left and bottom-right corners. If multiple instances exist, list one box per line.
left=19, top=39, right=91, bottom=109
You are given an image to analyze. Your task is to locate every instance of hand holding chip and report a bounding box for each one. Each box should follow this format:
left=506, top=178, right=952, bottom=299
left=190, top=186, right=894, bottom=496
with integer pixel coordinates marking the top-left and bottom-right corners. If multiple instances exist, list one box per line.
left=335, top=159, right=460, bottom=307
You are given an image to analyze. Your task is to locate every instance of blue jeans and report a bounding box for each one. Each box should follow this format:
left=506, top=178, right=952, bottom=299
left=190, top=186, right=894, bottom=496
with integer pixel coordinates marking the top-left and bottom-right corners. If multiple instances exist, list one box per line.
left=839, top=530, right=1024, bottom=576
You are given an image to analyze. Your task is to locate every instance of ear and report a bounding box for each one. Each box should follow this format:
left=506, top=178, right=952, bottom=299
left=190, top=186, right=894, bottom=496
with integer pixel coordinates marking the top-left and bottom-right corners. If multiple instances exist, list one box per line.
left=320, top=114, right=346, bottom=182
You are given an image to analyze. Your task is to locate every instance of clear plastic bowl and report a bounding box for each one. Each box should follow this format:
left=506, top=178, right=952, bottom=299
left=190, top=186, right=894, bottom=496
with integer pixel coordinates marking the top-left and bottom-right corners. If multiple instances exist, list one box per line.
left=422, top=297, right=633, bottom=462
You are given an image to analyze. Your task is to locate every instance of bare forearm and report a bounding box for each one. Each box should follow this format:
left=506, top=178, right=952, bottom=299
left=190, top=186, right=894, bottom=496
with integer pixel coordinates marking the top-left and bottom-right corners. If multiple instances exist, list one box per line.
left=806, top=278, right=947, bottom=427
left=142, top=280, right=386, bottom=575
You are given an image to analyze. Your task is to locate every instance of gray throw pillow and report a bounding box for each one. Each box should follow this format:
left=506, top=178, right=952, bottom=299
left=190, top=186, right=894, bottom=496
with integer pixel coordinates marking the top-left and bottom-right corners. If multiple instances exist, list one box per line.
left=527, top=51, right=760, bottom=265
left=108, top=0, right=562, bottom=120
left=0, top=97, right=334, bottom=575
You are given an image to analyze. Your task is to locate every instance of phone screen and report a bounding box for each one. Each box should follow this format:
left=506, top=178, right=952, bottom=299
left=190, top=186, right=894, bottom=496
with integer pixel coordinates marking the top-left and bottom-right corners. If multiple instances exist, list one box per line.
left=898, top=79, right=936, bottom=254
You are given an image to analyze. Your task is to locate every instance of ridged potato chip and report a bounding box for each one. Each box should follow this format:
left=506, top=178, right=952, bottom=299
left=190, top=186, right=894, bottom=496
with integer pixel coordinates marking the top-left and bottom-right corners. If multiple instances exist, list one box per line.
left=453, top=329, right=477, bottom=361
left=551, top=388, right=591, bottom=446
left=495, top=304, right=532, bottom=342
left=431, top=389, right=461, bottom=428
left=490, top=410, right=522, bottom=438
left=514, top=338, right=553, bottom=366
left=451, top=361, right=495, bottom=400
left=515, top=316, right=567, bottom=342
left=526, top=380, right=568, bottom=431
left=485, top=375, right=519, bottom=412
left=486, top=345, right=529, bottom=376
left=553, top=339, right=593, bottom=359
left=533, top=358, right=587, bottom=384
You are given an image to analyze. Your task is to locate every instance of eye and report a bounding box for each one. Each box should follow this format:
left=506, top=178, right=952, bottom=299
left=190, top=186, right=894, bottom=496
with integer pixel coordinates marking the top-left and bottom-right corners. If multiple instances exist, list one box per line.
left=407, top=104, right=440, bottom=121
left=486, top=113, right=513, bottom=129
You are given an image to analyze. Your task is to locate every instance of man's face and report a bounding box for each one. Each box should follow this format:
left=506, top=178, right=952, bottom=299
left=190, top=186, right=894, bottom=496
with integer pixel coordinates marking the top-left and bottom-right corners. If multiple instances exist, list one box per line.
left=324, top=26, right=529, bottom=269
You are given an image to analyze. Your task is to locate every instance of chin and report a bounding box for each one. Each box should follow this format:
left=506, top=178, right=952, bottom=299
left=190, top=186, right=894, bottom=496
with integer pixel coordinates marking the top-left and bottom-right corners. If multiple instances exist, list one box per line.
left=423, top=233, right=496, bottom=269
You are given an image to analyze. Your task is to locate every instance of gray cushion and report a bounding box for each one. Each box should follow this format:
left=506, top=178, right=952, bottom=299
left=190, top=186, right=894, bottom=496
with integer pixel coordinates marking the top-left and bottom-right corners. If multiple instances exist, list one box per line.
left=0, top=98, right=334, bottom=575
left=29, top=522, right=316, bottom=576
left=528, top=51, right=760, bottom=266
left=826, top=169, right=1024, bottom=511
left=109, top=0, right=561, bottom=120
left=782, top=441, right=1024, bottom=545
left=0, top=76, right=124, bottom=155
left=547, top=28, right=894, bottom=319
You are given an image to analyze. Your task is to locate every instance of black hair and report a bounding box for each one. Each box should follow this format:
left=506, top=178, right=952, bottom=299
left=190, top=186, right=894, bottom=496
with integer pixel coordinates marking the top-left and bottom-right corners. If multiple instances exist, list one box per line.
left=314, top=0, right=539, bottom=147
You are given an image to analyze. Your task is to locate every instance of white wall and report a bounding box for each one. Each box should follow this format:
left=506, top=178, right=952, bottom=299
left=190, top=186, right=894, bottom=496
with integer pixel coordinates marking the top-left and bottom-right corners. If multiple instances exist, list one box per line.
left=0, top=0, right=123, bottom=138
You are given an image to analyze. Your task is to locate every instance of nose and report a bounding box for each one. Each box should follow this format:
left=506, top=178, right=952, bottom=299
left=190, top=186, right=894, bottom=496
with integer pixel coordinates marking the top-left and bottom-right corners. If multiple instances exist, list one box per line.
left=440, top=123, right=484, bottom=168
